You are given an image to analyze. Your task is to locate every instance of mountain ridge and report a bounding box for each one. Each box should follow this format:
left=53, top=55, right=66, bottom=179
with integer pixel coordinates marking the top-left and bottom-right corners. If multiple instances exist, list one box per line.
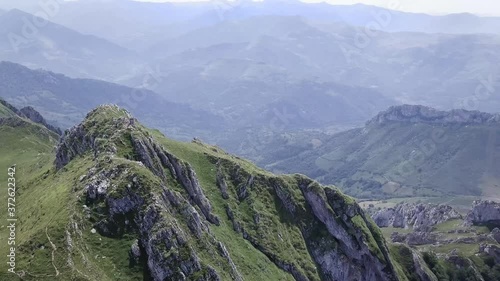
left=3, top=103, right=499, bottom=280
left=266, top=105, right=500, bottom=199
left=368, top=104, right=500, bottom=126
left=0, top=97, right=61, bottom=134
left=0, top=61, right=223, bottom=140
left=0, top=104, right=420, bottom=280
left=53, top=105, right=404, bottom=280
left=0, top=8, right=140, bottom=81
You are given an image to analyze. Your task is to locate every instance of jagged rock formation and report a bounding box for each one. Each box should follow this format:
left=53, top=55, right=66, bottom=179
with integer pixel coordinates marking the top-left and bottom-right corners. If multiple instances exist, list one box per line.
left=56, top=106, right=223, bottom=280
left=19, top=106, right=62, bottom=135
left=9, top=104, right=500, bottom=281
left=368, top=104, right=500, bottom=126
left=465, top=200, right=500, bottom=227
left=409, top=251, right=438, bottom=281
left=390, top=244, right=438, bottom=281
left=52, top=105, right=409, bottom=281
left=372, top=203, right=462, bottom=231
left=479, top=244, right=500, bottom=264
left=491, top=228, right=500, bottom=243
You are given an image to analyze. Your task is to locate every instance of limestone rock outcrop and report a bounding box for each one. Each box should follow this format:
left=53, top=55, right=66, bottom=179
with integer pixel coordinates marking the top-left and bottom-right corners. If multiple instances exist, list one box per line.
left=372, top=203, right=462, bottom=231
left=53, top=105, right=414, bottom=281
left=465, top=200, right=500, bottom=227
left=368, top=104, right=500, bottom=126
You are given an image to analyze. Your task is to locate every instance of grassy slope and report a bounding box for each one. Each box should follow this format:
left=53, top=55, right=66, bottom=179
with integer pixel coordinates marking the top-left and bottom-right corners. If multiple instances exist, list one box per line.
left=154, top=134, right=409, bottom=281
left=380, top=217, right=500, bottom=281
left=0, top=101, right=16, bottom=117
left=0, top=107, right=297, bottom=280
left=417, top=219, right=491, bottom=257
left=151, top=130, right=314, bottom=280
left=270, top=121, right=500, bottom=200
left=0, top=104, right=127, bottom=280
left=0, top=115, right=60, bottom=278
left=0, top=106, right=412, bottom=281
left=386, top=220, right=500, bottom=281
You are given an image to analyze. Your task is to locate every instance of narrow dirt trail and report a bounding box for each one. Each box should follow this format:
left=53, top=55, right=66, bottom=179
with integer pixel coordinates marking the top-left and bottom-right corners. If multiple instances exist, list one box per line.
left=46, top=227, right=60, bottom=277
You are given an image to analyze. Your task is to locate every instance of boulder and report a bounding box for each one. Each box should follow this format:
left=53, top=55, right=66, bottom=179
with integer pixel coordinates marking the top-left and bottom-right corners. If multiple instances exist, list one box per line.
left=465, top=200, right=500, bottom=227
left=479, top=244, right=500, bottom=264
left=490, top=228, right=500, bottom=243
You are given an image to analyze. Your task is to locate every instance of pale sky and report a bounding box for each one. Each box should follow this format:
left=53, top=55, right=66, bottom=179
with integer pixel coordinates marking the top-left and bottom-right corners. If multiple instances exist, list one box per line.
left=137, top=0, right=500, bottom=16
left=2, top=0, right=500, bottom=16
left=320, top=0, right=500, bottom=16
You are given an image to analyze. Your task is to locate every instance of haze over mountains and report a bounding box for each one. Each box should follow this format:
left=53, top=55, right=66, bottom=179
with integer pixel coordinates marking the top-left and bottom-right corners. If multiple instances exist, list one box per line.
left=0, top=8, right=141, bottom=81
left=10, top=0, right=500, bottom=40
left=0, top=61, right=223, bottom=139
left=0, top=0, right=499, bottom=193
left=2, top=1, right=500, bottom=280
left=268, top=105, right=500, bottom=200
left=1, top=1, right=500, bottom=113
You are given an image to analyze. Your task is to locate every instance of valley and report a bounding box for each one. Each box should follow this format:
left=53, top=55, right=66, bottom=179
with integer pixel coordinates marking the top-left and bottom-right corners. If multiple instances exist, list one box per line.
left=0, top=0, right=500, bottom=280
left=268, top=105, right=500, bottom=201
left=0, top=102, right=409, bottom=280
left=0, top=100, right=499, bottom=280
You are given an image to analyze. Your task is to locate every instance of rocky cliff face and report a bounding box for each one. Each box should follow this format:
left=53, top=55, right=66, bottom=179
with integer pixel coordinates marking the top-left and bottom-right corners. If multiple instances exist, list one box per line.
left=491, top=228, right=500, bottom=243
left=52, top=105, right=409, bottom=281
left=390, top=244, right=438, bottom=281
left=480, top=244, right=500, bottom=264
left=372, top=203, right=462, bottom=231
left=368, top=104, right=500, bottom=126
left=465, top=200, right=500, bottom=227
left=271, top=104, right=500, bottom=200
left=19, top=106, right=62, bottom=135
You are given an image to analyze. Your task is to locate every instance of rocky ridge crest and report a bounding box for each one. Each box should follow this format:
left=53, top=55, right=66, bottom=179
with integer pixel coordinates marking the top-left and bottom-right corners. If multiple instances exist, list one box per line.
left=372, top=203, right=462, bottom=231
left=54, top=105, right=408, bottom=281
left=465, top=200, right=500, bottom=227
left=0, top=98, right=61, bottom=134
left=368, top=104, right=500, bottom=126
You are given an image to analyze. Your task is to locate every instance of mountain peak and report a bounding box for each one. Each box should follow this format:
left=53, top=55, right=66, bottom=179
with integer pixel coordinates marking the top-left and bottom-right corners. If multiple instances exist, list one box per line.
left=85, top=104, right=134, bottom=121
left=55, top=104, right=137, bottom=169
left=368, top=104, right=500, bottom=126
left=49, top=105, right=410, bottom=280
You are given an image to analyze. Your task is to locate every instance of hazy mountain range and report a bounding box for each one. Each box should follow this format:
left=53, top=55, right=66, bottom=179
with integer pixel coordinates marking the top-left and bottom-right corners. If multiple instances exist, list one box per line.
left=0, top=1, right=499, bottom=193
left=1, top=4, right=499, bottom=124
left=0, top=9, right=143, bottom=81
left=0, top=61, right=223, bottom=139
left=137, top=15, right=500, bottom=113
left=9, top=0, right=500, bottom=42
